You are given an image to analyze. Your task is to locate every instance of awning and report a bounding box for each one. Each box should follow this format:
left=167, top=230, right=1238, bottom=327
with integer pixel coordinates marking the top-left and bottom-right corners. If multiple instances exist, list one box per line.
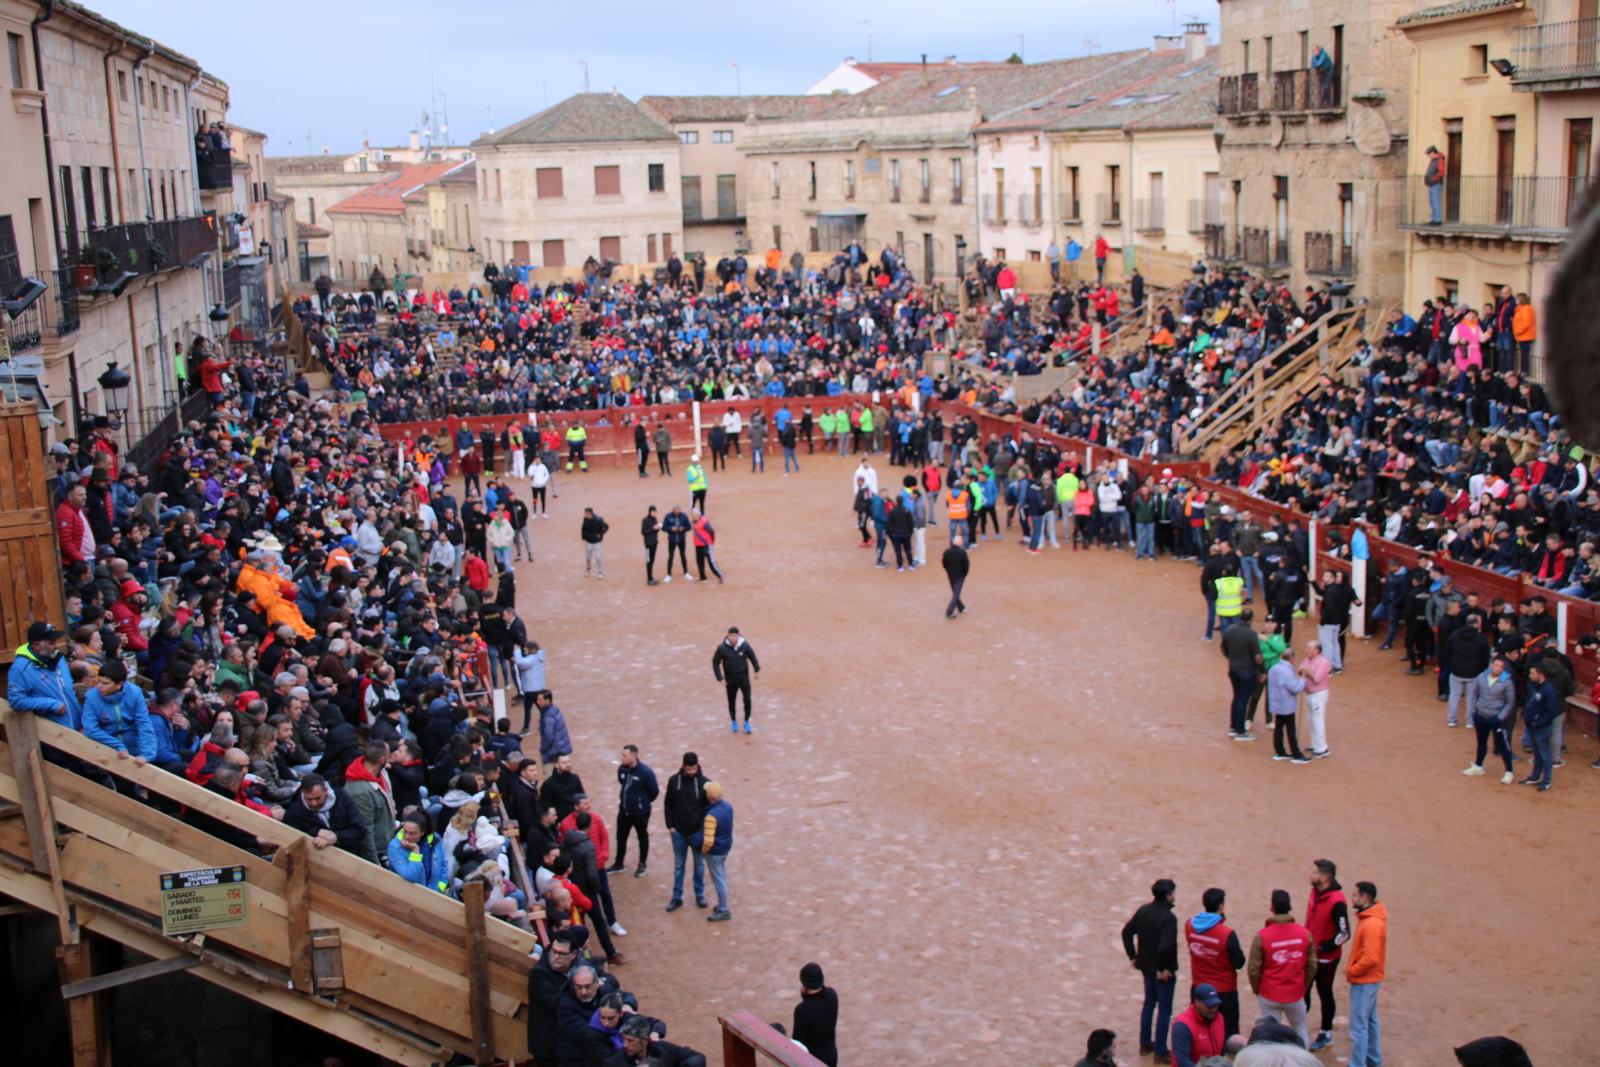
left=817, top=209, right=867, bottom=219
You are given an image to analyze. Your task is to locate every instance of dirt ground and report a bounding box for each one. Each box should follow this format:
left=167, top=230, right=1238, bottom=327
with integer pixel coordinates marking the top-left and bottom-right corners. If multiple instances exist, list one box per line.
left=502, top=451, right=1598, bottom=1066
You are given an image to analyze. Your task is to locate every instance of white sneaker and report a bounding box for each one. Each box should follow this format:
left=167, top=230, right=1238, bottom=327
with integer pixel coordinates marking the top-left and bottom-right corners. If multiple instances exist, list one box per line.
left=1500, top=771, right=1514, bottom=785
left=1462, top=765, right=1485, bottom=776
left=610, top=922, right=627, bottom=936
left=662, top=575, right=672, bottom=582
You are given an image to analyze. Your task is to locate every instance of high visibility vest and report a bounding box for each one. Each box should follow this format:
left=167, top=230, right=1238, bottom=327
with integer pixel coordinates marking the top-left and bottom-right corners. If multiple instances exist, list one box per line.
left=945, top=489, right=969, bottom=520
left=686, top=465, right=707, bottom=492
left=1215, top=575, right=1245, bottom=617
left=566, top=425, right=587, bottom=444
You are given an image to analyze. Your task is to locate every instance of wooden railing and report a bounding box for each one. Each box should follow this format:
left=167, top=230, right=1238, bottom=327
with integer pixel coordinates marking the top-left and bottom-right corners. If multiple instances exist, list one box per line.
left=0, top=710, right=537, bottom=1066
left=721, top=1010, right=832, bottom=1067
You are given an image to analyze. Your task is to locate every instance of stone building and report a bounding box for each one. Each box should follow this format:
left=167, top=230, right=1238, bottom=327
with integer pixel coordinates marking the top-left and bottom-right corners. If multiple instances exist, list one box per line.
left=1396, top=0, right=1598, bottom=382
left=472, top=93, right=682, bottom=270
left=1214, top=0, right=1417, bottom=306
left=976, top=28, right=1219, bottom=273
left=0, top=0, right=233, bottom=443
left=322, top=160, right=470, bottom=284
left=638, top=95, right=831, bottom=260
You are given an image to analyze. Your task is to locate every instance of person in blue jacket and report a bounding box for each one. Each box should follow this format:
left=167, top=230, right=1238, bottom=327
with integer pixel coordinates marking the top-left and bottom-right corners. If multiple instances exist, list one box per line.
left=80, top=661, right=157, bottom=763
left=386, top=813, right=448, bottom=891
left=7, top=622, right=81, bottom=729
left=534, top=689, right=573, bottom=765
left=609, top=745, right=660, bottom=877
left=149, top=687, right=197, bottom=775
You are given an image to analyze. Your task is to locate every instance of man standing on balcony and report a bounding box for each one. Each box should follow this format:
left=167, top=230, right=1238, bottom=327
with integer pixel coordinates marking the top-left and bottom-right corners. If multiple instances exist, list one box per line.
left=1311, top=45, right=1335, bottom=108
left=1093, top=234, right=1110, bottom=285
left=1047, top=239, right=1062, bottom=284
left=1424, top=146, right=1446, bottom=225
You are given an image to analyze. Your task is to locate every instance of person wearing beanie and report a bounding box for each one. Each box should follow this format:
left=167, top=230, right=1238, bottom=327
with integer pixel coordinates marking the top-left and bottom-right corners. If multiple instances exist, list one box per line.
left=791, top=963, right=838, bottom=1066
left=1453, top=1036, right=1533, bottom=1067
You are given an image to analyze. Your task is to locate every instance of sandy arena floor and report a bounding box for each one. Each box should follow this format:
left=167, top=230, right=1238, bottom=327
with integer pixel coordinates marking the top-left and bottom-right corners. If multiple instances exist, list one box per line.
left=499, top=451, right=1596, bottom=1065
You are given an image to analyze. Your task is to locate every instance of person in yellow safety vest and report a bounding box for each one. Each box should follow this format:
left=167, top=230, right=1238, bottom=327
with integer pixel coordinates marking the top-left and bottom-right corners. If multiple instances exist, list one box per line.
left=944, top=479, right=970, bottom=543
left=686, top=455, right=708, bottom=511
left=1213, top=564, right=1246, bottom=639
left=508, top=424, right=527, bottom=480
left=1057, top=469, right=1080, bottom=543
left=564, top=423, right=589, bottom=473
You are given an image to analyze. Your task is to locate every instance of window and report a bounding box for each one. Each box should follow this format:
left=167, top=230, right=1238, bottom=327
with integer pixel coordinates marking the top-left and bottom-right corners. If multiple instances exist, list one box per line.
left=7, top=32, right=23, bottom=89
left=1438, top=277, right=1459, bottom=305
left=1273, top=175, right=1290, bottom=264
left=890, top=159, right=901, bottom=202
left=993, top=246, right=1006, bottom=260
left=1471, top=44, right=1489, bottom=76
left=662, top=233, right=672, bottom=258
left=117, top=69, right=127, bottom=102
left=593, top=165, right=620, bottom=196
left=993, top=167, right=1006, bottom=222
left=770, top=161, right=780, bottom=198
left=772, top=224, right=782, bottom=249
left=481, top=169, right=489, bottom=199
left=951, top=157, right=963, bottom=203
left=308, top=196, right=315, bottom=224
left=1338, top=182, right=1354, bottom=267
left=80, top=167, right=95, bottom=229
left=919, top=158, right=930, bottom=202
left=712, top=129, right=733, bottom=144
left=808, top=161, right=817, bottom=200
left=1299, top=30, right=1310, bottom=69
left=1494, top=115, right=1515, bottom=223
left=647, top=233, right=657, bottom=261
left=495, top=169, right=503, bottom=200
left=1444, top=117, right=1463, bottom=221
left=59, top=165, right=77, bottom=251
left=599, top=236, right=621, bottom=262
left=1064, top=165, right=1081, bottom=218
left=808, top=226, right=819, bottom=252
left=681, top=175, right=702, bottom=220
left=1263, top=36, right=1273, bottom=76
left=1242, top=39, right=1251, bottom=74
left=1027, top=250, right=1041, bottom=261
left=1105, top=164, right=1121, bottom=221
left=1031, top=165, right=1043, bottom=222
left=648, top=163, right=665, bottom=192
left=512, top=239, right=530, bottom=263
left=541, top=239, right=565, bottom=267
left=535, top=167, right=562, bottom=198
left=161, top=84, right=169, bottom=113
left=101, top=168, right=114, bottom=225
left=716, top=174, right=737, bottom=218
left=136, top=77, right=144, bottom=106
left=1568, top=118, right=1594, bottom=184
left=845, top=160, right=855, bottom=199
left=679, top=130, right=699, bottom=145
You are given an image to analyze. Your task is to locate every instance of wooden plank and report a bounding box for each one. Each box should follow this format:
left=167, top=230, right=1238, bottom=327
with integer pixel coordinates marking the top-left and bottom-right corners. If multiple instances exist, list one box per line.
left=462, top=878, right=494, bottom=1066
left=56, top=942, right=103, bottom=1067
left=278, top=837, right=314, bottom=992
left=60, top=952, right=201, bottom=999
left=26, top=749, right=75, bottom=946
left=0, top=710, right=51, bottom=872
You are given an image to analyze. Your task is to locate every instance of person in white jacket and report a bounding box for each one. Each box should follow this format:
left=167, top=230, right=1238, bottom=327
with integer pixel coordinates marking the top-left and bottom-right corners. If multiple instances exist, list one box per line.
left=853, top=459, right=879, bottom=497
left=721, top=408, right=744, bottom=458
left=1096, top=476, right=1127, bottom=549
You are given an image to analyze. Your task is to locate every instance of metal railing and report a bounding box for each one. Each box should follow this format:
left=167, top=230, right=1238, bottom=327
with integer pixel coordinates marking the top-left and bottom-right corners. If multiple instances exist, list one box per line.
left=4, top=303, right=41, bottom=355
left=81, top=216, right=216, bottom=282
left=1510, top=17, right=1600, bottom=82
left=1133, top=198, right=1166, bottom=233
left=1218, top=72, right=1260, bottom=115
left=1188, top=198, right=1223, bottom=234
left=46, top=267, right=80, bottom=336
left=127, top=389, right=212, bottom=474
left=1272, top=227, right=1293, bottom=266
left=196, top=151, right=232, bottom=191
left=1058, top=194, right=1082, bottom=221
left=1096, top=193, right=1122, bottom=223
left=1016, top=194, right=1044, bottom=227
left=222, top=260, right=241, bottom=309
left=1242, top=226, right=1270, bottom=266
left=1204, top=223, right=1233, bottom=260
left=981, top=194, right=1007, bottom=225
left=951, top=184, right=964, bottom=205
left=1304, top=230, right=1355, bottom=275
left=1272, top=67, right=1343, bottom=112
left=1404, top=174, right=1593, bottom=236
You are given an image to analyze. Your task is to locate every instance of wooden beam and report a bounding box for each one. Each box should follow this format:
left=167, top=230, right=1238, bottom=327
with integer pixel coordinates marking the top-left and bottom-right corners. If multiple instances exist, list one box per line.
left=55, top=941, right=104, bottom=1067
left=278, top=837, right=315, bottom=992
left=461, top=879, right=494, bottom=1066
left=2, top=710, right=54, bottom=873
left=24, top=745, right=74, bottom=946
left=60, top=952, right=201, bottom=998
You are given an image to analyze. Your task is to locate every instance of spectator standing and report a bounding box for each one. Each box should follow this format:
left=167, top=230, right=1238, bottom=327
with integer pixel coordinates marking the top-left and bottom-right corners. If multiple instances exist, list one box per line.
left=1442, top=615, right=1491, bottom=728
left=943, top=533, right=971, bottom=619
left=792, top=963, right=839, bottom=1066
left=1170, top=984, right=1226, bottom=1067
left=661, top=505, right=691, bottom=581
left=283, top=774, right=374, bottom=861
left=1121, top=878, right=1179, bottom=1062
left=1221, top=609, right=1264, bottom=740
left=696, top=781, right=734, bottom=921
left=641, top=506, right=661, bottom=587
left=513, top=642, right=547, bottom=733
left=1346, top=881, right=1387, bottom=1067
left=7, top=621, right=81, bottom=728
left=1464, top=655, right=1516, bottom=783
left=653, top=421, right=673, bottom=476
left=1305, top=858, right=1352, bottom=1052
left=1519, top=663, right=1560, bottom=791
left=1424, top=145, right=1446, bottom=224
left=1184, top=887, right=1246, bottom=1038
left=609, top=744, right=658, bottom=877
left=690, top=507, right=724, bottom=584
left=1247, top=889, right=1317, bottom=1048
left=686, top=454, right=708, bottom=512
left=80, top=661, right=157, bottom=765
left=712, top=627, right=761, bottom=734
left=1300, top=641, right=1334, bottom=759
left=581, top=507, right=609, bottom=579
left=1266, top=646, right=1311, bottom=763
left=1311, top=571, right=1361, bottom=672
left=664, top=752, right=709, bottom=911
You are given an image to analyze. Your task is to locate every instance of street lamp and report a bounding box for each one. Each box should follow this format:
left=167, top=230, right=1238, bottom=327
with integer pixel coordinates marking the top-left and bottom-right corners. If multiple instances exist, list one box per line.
left=97, top=362, right=131, bottom=426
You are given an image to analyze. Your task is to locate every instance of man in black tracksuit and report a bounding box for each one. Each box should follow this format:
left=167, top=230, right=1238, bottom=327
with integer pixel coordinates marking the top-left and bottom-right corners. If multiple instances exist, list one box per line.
left=942, top=534, right=970, bottom=619
left=1121, top=878, right=1180, bottom=1061
left=664, top=752, right=709, bottom=911
left=1403, top=570, right=1435, bottom=674
left=712, top=627, right=761, bottom=732
left=1266, top=563, right=1305, bottom=643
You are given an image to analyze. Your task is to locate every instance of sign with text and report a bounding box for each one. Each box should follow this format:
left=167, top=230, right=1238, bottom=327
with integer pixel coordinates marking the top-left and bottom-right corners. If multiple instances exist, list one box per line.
left=160, top=866, right=248, bottom=936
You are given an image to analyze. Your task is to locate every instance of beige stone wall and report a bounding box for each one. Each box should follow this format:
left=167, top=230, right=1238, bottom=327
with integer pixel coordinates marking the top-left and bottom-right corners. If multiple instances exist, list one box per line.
left=265, top=165, right=389, bottom=234
left=0, top=0, right=51, bottom=283
left=672, top=121, right=750, bottom=259
left=326, top=211, right=406, bottom=282
left=475, top=140, right=682, bottom=269
left=1129, top=128, right=1221, bottom=260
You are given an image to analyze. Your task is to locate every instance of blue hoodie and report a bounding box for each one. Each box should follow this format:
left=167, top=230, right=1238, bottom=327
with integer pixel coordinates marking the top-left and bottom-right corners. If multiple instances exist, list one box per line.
left=7, top=644, right=81, bottom=728
left=81, top=683, right=157, bottom=759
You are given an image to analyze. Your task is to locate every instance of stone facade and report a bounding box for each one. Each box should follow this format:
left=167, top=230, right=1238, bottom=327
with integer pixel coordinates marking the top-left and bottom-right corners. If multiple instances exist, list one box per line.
left=1214, top=0, right=1417, bottom=306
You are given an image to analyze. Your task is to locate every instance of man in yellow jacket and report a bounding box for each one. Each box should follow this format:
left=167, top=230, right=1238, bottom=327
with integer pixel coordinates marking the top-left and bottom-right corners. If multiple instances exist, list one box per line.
left=236, top=556, right=315, bottom=639
left=1346, top=881, right=1387, bottom=1067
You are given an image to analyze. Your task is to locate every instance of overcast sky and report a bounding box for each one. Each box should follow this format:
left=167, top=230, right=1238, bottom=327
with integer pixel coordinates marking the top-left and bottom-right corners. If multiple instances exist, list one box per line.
left=93, top=0, right=1219, bottom=154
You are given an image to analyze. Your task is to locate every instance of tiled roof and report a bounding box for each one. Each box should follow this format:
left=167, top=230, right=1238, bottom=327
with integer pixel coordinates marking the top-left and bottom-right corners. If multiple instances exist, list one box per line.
left=850, top=60, right=1007, bottom=83
left=1396, top=0, right=1524, bottom=26
left=638, top=95, right=833, bottom=123
left=475, top=93, right=676, bottom=147
left=802, top=53, right=1146, bottom=121
left=977, top=48, right=1218, bottom=133
left=297, top=222, right=332, bottom=238
left=324, top=161, right=470, bottom=216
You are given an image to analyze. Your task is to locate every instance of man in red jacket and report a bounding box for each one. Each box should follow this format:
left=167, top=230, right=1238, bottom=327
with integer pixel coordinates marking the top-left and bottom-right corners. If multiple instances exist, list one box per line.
left=1248, top=889, right=1317, bottom=1048
left=1304, top=858, right=1351, bottom=1051
left=1094, top=234, right=1110, bottom=284
left=1184, top=887, right=1246, bottom=1037
left=55, top=482, right=94, bottom=565
left=1170, top=983, right=1226, bottom=1067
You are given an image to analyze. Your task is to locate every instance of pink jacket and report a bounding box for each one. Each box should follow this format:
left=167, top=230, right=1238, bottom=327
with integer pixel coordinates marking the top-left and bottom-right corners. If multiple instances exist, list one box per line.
left=1302, top=654, right=1333, bottom=694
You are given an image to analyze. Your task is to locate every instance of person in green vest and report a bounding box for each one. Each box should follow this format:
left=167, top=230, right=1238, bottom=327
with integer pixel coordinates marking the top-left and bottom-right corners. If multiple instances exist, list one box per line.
left=1214, top=564, right=1246, bottom=629
left=686, top=454, right=708, bottom=511
left=564, top=423, right=589, bottom=472
left=1247, top=617, right=1290, bottom=728
left=1056, top=468, right=1080, bottom=545
left=857, top=405, right=875, bottom=455
left=819, top=409, right=836, bottom=453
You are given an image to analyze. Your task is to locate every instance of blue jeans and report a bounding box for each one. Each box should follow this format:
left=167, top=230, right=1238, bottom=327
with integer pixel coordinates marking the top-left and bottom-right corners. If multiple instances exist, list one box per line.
left=669, top=830, right=706, bottom=903
left=1240, top=555, right=1263, bottom=600
left=751, top=446, right=765, bottom=472
left=1141, top=971, right=1176, bottom=1055
left=1348, top=981, right=1382, bottom=1067
left=1229, top=669, right=1257, bottom=734
left=783, top=446, right=799, bottom=472
left=705, top=851, right=729, bottom=913
left=948, top=518, right=969, bottom=543
left=1204, top=593, right=1218, bottom=639
left=1135, top=521, right=1155, bottom=559
left=1427, top=182, right=1442, bottom=223
left=1530, top=723, right=1555, bottom=786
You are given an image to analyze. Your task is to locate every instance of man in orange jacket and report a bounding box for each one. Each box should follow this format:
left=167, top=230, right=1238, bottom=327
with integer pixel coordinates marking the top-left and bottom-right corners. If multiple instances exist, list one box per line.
left=1346, top=881, right=1387, bottom=1067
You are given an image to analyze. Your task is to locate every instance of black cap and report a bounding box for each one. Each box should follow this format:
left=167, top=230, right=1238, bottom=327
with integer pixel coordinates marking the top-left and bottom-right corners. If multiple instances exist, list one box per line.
left=800, top=962, right=825, bottom=990
left=27, top=621, right=65, bottom=643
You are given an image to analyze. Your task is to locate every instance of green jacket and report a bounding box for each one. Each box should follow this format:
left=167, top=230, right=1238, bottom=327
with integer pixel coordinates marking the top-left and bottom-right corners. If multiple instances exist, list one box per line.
left=1057, top=473, right=1079, bottom=505
left=343, top=778, right=395, bottom=865
left=1259, top=632, right=1288, bottom=670
left=858, top=408, right=875, bottom=433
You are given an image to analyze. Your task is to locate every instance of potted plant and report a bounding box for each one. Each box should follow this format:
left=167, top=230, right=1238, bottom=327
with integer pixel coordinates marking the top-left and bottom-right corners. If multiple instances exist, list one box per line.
left=75, top=245, right=115, bottom=289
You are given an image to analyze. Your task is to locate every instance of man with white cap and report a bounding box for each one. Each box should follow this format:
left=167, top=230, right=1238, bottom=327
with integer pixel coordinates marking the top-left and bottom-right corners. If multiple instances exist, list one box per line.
left=686, top=454, right=708, bottom=512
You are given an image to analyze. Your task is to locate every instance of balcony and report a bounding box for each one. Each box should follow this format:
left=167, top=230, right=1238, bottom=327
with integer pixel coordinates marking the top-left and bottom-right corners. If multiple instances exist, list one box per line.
left=1304, top=230, right=1355, bottom=275
left=1188, top=198, right=1222, bottom=234
left=981, top=194, right=1007, bottom=226
left=1510, top=17, right=1600, bottom=90
left=1401, top=174, right=1593, bottom=241
left=682, top=207, right=745, bottom=226
left=48, top=267, right=81, bottom=336
left=1242, top=226, right=1271, bottom=266
left=950, top=185, right=964, bottom=205
left=80, top=215, right=216, bottom=284
left=1219, top=67, right=1342, bottom=117
left=222, top=260, right=241, bottom=309
left=197, top=150, right=233, bottom=191
left=1096, top=193, right=1123, bottom=225
left=1203, top=223, right=1235, bottom=261
left=1057, top=194, right=1082, bottom=222
left=1133, top=198, right=1167, bottom=233
left=1272, top=227, right=1293, bottom=266
left=1015, top=194, right=1044, bottom=228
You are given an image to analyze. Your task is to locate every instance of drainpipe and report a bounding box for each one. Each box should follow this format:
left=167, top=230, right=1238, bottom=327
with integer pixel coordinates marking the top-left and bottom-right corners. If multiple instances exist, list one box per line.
left=31, top=1, right=63, bottom=269
left=131, top=45, right=153, bottom=221
left=102, top=42, right=126, bottom=223
left=128, top=45, right=173, bottom=413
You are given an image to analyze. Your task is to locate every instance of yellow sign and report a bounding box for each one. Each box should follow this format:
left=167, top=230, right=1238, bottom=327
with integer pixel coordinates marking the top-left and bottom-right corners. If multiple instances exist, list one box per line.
left=160, top=865, right=248, bottom=936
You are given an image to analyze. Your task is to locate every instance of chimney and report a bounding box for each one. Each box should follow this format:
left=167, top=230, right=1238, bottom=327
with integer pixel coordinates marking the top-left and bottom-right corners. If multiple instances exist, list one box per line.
left=409, top=129, right=420, bottom=151
left=1184, top=21, right=1209, bottom=63
left=1153, top=34, right=1181, bottom=53
left=942, top=55, right=957, bottom=64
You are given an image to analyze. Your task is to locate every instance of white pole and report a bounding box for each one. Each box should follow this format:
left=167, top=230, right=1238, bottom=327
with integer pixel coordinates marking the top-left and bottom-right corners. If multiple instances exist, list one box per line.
left=1308, top=518, right=1319, bottom=583
left=1350, top=556, right=1368, bottom=639
left=1558, top=598, right=1569, bottom=651
left=692, top=400, right=703, bottom=454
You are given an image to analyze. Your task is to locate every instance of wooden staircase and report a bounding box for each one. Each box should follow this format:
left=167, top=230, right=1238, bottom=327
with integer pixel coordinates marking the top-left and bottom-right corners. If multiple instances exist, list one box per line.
left=0, top=710, right=536, bottom=1066
left=1174, top=305, right=1383, bottom=460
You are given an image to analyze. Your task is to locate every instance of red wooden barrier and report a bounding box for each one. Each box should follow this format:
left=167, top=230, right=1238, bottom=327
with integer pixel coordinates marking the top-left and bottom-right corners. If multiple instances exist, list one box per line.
left=719, top=1010, right=830, bottom=1067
